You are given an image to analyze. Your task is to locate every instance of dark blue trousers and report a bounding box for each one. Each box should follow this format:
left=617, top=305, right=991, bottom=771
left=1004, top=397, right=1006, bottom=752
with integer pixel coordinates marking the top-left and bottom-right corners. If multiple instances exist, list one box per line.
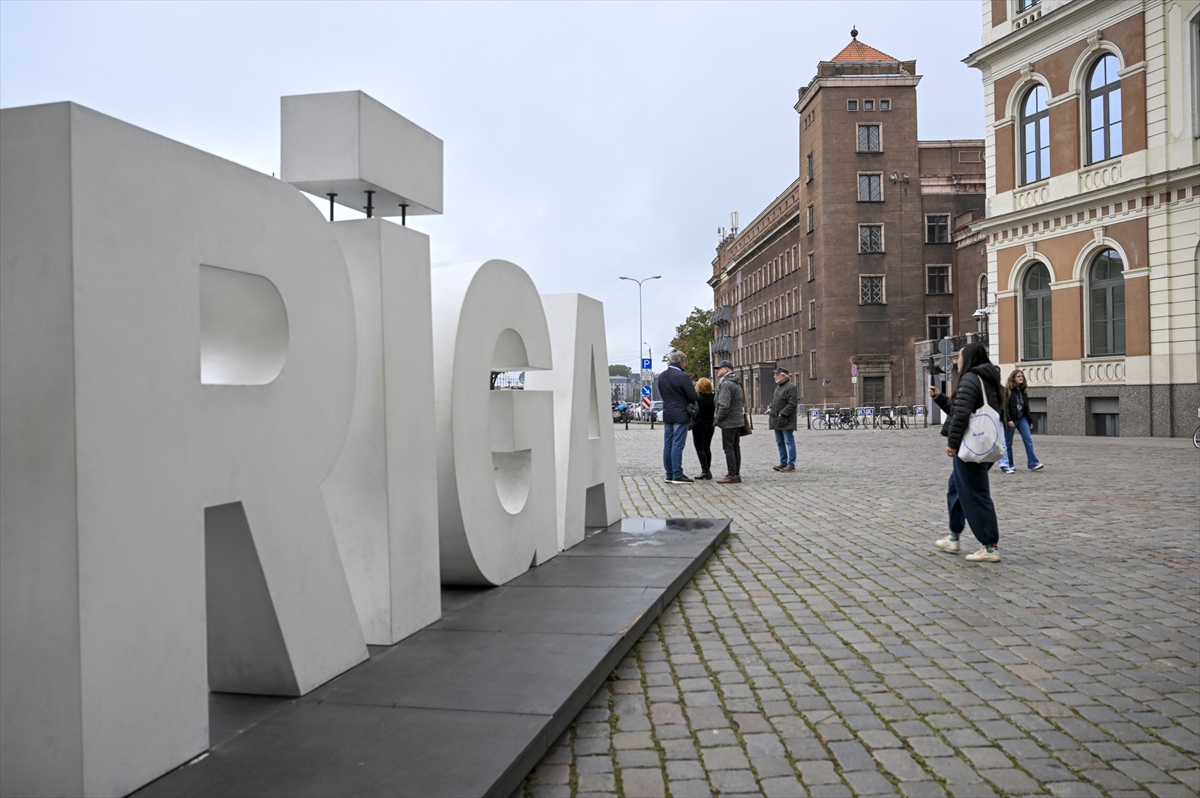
left=947, top=457, right=1000, bottom=547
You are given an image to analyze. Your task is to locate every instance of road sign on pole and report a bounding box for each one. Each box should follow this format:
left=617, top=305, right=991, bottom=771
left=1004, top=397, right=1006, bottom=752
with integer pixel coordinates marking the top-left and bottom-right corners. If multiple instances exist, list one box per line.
left=851, top=364, right=858, bottom=377
left=641, top=385, right=652, bottom=398
left=641, top=358, right=652, bottom=371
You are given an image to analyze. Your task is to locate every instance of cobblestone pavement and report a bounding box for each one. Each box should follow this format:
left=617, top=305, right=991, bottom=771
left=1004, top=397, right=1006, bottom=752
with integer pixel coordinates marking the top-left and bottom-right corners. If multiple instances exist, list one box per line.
left=521, top=423, right=1200, bottom=798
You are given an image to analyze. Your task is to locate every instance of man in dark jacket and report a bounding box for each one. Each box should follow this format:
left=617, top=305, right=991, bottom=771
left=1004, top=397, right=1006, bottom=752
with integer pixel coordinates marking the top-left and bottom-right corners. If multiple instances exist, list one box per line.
left=713, top=360, right=745, bottom=484
left=656, top=351, right=700, bottom=484
left=767, top=368, right=798, bottom=472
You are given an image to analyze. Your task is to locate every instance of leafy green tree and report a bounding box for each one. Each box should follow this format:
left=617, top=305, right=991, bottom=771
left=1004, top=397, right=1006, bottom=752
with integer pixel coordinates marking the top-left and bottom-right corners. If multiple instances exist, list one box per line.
left=669, top=307, right=713, bottom=382
left=608, top=364, right=632, bottom=378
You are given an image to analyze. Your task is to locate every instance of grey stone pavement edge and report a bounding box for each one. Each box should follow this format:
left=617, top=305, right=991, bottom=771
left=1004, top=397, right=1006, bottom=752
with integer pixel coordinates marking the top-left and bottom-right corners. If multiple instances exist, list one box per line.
left=520, top=422, right=1200, bottom=798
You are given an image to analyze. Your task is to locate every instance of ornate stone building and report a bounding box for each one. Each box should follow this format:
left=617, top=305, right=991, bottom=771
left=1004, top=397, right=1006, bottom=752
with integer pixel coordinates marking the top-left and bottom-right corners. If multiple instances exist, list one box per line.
left=709, top=34, right=986, bottom=412
left=965, top=0, right=1199, bottom=437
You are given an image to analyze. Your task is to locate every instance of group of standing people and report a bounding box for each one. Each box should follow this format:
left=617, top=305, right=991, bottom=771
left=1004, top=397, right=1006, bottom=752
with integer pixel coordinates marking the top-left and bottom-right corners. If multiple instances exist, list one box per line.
left=657, top=343, right=1045, bottom=569
left=656, top=353, right=746, bottom=484
left=656, top=354, right=799, bottom=485
left=929, top=343, right=1044, bottom=564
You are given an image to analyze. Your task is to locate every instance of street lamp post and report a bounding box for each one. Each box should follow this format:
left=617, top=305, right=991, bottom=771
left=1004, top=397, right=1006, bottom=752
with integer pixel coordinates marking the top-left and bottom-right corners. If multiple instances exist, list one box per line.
left=618, top=275, right=661, bottom=418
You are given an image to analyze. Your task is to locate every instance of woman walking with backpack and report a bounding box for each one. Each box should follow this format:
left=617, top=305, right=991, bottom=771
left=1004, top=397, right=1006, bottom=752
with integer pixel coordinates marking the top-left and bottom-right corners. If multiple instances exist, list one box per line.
left=927, top=342, right=1005, bottom=563
left=998, top=369, right=1044, bottom=474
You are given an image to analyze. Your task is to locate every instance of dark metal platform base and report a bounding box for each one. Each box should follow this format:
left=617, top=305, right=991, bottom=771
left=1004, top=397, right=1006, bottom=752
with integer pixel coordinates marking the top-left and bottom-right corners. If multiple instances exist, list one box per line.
left=133, top=518, right=730, bottom=798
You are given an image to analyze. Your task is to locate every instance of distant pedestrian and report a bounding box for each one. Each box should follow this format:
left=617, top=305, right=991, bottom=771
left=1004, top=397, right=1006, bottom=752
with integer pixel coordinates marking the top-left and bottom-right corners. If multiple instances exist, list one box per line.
left=656, top=351, right=700, bottom=484
left=692, top=377, right=716, bottom=480
left=713, top=360, right=745, bottom=484
left=928, top=342, right=1004, bottom=563
left=767, top=367, right=798, bottom=472
left=998, top=369, right=1044, bottom=474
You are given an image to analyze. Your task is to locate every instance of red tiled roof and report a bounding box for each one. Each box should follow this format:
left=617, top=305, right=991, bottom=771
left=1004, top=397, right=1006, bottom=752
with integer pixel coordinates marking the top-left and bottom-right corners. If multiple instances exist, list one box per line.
left=831, top=39, right=898, bottom=63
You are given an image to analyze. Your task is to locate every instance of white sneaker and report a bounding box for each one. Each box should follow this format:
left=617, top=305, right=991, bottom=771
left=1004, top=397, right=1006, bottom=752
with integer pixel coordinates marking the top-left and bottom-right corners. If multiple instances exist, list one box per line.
left=1000, top=466, right=1015, bottom=474
left=934, top=536, right=961, bottom=553
left=1030, top=463, right=1045, bottom=471
left=965, top=547, right=1001, bottom=563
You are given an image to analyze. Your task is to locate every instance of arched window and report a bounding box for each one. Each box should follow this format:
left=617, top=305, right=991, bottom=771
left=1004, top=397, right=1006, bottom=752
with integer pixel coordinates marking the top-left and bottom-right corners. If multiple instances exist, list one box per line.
left=1089, top=248, right=1125, bottom=355
left=1022, top=262, right=1053, bottom=360
left=978, top=274, right=989, bottom=311
left=1021, top=85, right=1050, bottom=185
left=1086, top=55, right=1122, bottom=164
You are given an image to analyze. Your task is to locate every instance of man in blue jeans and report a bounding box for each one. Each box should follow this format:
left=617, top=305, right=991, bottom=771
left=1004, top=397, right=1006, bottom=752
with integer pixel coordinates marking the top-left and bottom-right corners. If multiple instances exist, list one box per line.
left=656, top=351, right=700, bottom=484
left=768, top=367, right=798, bottom=472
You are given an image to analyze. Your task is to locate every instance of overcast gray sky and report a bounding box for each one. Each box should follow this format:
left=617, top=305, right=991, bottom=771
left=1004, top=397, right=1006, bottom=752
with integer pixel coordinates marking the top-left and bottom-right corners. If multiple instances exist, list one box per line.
left=0, top=0, right=985, bottom=370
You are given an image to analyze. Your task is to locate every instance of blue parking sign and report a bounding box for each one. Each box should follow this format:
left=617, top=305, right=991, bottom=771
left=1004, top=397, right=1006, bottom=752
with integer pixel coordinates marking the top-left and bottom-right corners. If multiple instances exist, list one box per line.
left=641, top=358, right=652, bottom=370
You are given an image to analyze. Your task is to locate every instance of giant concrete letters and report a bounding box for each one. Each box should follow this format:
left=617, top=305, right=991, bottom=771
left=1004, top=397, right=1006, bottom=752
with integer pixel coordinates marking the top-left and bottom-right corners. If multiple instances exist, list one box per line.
left=432, top=260, right=558, bottom=585
left=525, top=295, right=622, bottom=549
left=323, top=220, right=441, bottom=645
left=0, top=103, right=367, bottom=798
left=1, top=95, right=624, bottom=797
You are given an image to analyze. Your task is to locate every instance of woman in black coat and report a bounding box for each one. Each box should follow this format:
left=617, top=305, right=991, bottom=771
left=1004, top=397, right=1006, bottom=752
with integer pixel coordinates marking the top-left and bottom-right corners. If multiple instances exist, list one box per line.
left=691, top=377, right=716, bottom=480
left=927, top=342, right=1004, bottom=563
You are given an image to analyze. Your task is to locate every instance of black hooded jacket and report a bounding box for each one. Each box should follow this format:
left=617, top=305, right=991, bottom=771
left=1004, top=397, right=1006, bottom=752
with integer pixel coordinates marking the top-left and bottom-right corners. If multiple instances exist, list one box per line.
left=934, top=364, right=1004, bottom=452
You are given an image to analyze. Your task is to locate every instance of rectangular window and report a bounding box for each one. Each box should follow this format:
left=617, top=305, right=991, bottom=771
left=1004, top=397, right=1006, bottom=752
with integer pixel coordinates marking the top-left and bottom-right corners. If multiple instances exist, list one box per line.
left=808, top=300, right=816, bottom=329
left=857, top=124, right=881, bottom=152
left=809, top=349, right=817, bottom=378
left=858, top=173, right=883, bottom=202
left=806, top=152, right=814, bottom=182
left=880, top=99, right=891, bottom=111
left=847, top=99, right=858, bottom=111
left=928, top=315, right=952, bottom=340
left=925, top=214, right=950, bottom=243
left=926, top=265, right=951, bottom=294
left=807, top=252, right=814, bottom=281
left=860, top=275, right=885, bottom=304
left=806, top=204, right=815, bottom=232
left=863, top=99, right=875, bottom=111
left=859, top=224, right=883, bottom=253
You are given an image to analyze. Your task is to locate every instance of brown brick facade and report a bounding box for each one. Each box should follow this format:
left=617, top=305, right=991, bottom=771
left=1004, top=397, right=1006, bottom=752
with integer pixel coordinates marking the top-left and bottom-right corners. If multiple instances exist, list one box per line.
left=709, top=39, right=985, bottom=412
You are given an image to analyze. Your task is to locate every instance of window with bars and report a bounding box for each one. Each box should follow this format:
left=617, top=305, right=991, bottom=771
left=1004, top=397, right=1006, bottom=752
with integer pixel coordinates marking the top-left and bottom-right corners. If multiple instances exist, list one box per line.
left=928, top=315, right=952, bottom=341
left=880, top=99, right=891, bottom=111
left=863, top=99, right=875, bottom=111
left=926, top=214, right=949, bottom=243
left=860, top=275, right=885, bottom=305
left=857, top=124, right=881, bottom=152
left=847, top=99, right=858, bottom=111
left=926, top=265, right=951, bottom=294
left=858, top=173, right=883, bottom=202
left=859, top=225, right=883, bottom=253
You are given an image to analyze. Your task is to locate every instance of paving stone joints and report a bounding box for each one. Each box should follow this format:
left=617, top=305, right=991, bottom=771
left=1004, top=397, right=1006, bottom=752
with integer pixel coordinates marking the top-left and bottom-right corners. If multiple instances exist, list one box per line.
left=523, top=427, right=1199, bottom=798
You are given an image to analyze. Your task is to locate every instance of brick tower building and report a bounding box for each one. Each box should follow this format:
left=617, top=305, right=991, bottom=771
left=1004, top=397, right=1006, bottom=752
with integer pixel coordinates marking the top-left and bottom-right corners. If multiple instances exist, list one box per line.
left=710, top=32, right=986, bottom=412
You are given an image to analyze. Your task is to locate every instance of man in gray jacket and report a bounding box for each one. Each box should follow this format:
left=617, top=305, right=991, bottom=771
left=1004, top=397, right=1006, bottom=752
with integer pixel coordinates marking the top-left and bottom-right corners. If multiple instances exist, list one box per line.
left=712, top=360, right=745, bottom=484
left=767, top=367, right=798, bottom=472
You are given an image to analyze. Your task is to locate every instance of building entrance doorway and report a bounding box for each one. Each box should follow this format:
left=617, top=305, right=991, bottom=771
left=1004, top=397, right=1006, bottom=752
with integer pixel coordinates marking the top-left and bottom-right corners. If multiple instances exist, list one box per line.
left=863, top=376, right=885, bottom=408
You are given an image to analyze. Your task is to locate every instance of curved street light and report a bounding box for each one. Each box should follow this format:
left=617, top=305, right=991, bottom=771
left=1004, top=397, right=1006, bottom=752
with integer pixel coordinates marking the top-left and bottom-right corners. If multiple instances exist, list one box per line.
left=618, top=275, right=662, bottom=385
